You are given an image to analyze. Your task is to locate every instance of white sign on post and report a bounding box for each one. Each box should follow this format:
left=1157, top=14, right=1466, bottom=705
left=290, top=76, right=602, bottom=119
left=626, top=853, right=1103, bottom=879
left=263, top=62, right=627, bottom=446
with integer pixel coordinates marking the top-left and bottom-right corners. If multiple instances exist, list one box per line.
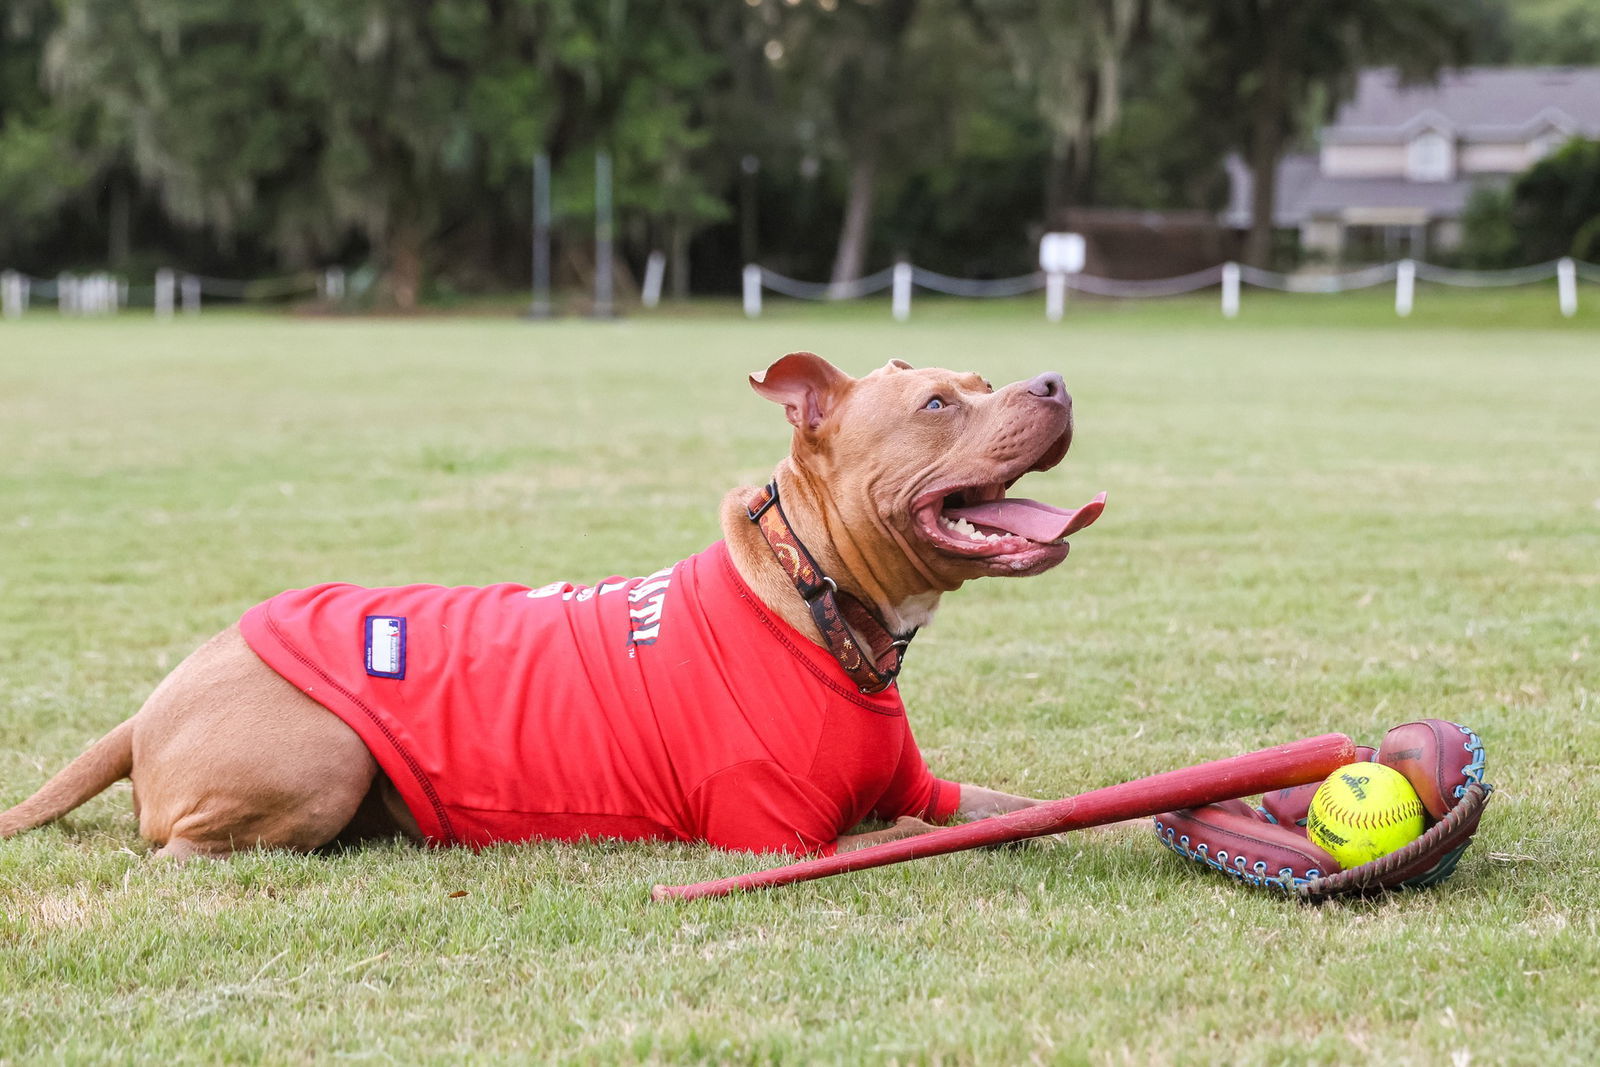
left=1040, top=233, right=1084, bottom=322
left=1039, top=233, right=1086, bottom=274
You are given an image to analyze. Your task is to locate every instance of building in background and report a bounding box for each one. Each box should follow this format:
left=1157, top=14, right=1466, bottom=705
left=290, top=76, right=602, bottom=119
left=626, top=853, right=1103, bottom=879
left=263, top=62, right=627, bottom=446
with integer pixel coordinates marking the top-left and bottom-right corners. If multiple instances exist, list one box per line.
left=1225, top=67, right=1600, bottom=263
left=1050, top=209, right=1238, bottom=280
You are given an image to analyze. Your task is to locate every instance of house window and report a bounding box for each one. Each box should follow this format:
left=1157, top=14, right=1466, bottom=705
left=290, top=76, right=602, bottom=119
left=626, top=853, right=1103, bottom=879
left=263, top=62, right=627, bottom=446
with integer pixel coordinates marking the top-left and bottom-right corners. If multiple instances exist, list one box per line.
left=1407, top=130, right=1454, bottom=182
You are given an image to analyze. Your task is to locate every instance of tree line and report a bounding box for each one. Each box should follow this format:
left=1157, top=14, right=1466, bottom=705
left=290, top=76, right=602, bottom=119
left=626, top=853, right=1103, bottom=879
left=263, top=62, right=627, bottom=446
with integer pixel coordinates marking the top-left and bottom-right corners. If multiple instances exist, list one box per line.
left=1, top=0, right=1594, bottom=307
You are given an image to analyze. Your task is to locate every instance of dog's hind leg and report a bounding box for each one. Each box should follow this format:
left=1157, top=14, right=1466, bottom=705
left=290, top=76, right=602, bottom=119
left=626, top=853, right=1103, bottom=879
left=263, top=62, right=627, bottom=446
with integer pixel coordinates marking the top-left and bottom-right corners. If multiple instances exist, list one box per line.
left=131, top=626, right=381, bottom=858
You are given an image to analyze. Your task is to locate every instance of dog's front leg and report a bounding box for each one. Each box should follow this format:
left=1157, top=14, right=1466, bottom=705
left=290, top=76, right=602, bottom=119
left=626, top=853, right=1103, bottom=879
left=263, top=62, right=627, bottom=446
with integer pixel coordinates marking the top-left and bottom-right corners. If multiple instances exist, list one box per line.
left=832, top=784, right=1044, bottom=853
left=953, top=783, right=1045, bottom=819
left=957, top=782, right=1142, bottom=833
left=834, top=815, right=940, bottom=853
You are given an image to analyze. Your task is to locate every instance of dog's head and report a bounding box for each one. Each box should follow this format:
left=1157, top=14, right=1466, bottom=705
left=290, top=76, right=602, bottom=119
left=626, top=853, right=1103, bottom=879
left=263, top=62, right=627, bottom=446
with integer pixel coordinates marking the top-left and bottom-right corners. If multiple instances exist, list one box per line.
left=751, top=352, right=1103, bottom=593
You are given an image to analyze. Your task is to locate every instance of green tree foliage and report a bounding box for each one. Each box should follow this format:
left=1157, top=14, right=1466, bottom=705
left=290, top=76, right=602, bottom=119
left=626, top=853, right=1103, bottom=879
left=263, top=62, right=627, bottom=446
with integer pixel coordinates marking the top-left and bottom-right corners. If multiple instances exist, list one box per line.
left=748, top=0, right=934, bottom=286
left=42, top=0, right=725, bottom=307
left=1454, top=185, right=1520, bottom=269
left=964, top=0, right=1150, bottom=219
left=1506, top=0, right=1600, bottom=64
left=718, top=0, right=1041, bottom=286
left=0, top=0, right=1589, bottom=294
left=0, top=0, right=106, bottom=262
left=1455, top=139, right=1600, bottom=266
left=1091, top=7, right=1231, bottom=212
left=1511, top=138, right=1600, bottom=262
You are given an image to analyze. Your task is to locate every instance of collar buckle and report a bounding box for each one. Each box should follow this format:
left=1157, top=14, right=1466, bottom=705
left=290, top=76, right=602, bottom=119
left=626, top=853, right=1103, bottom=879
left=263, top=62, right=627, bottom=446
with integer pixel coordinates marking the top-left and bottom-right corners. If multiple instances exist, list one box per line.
left=746, top=483, right=779, bottom=523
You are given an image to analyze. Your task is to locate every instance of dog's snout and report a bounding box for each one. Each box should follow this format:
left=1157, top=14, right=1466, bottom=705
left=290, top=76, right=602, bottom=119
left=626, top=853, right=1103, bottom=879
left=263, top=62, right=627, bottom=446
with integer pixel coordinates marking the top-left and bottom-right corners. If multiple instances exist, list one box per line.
left=1026, top=372, right=1070, bottom=407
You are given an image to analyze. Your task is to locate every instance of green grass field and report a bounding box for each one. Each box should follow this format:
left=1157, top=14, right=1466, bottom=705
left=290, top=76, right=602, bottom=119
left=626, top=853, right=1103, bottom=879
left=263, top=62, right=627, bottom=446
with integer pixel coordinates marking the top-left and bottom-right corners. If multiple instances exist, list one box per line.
left=2, top=291, right=1597, bottom=1063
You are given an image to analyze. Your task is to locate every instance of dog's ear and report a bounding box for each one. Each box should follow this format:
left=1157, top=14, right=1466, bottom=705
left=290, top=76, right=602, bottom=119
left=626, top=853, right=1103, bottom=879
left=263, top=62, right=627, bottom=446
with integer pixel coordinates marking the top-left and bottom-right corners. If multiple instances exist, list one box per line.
left=750, top=352, right=853, bottom=433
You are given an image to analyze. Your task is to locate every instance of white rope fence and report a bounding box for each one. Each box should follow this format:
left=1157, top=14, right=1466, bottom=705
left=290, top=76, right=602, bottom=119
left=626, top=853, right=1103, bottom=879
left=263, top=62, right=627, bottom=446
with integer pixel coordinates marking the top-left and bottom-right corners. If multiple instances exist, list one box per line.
left=1068, top=264, right=1226, bottom=298
left=1413, top=260, right=1562, bottom=287
left=743, top=257, right=1596, bottom=321
left=749, top=265, right=897, bottom=302
left=909, top=266, right=1049, bottom=299
left=1237, top=262, right=1398, bottom=293
left=2, top=259, right=1592, bottom=321
left=1, top=267, right=347, bottom=319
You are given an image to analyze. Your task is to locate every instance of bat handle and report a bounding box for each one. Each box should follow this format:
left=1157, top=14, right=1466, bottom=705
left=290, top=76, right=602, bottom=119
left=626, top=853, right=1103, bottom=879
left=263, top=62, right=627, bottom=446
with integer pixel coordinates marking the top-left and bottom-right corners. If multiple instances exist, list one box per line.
left=651, top=732, right=1355, bottom=901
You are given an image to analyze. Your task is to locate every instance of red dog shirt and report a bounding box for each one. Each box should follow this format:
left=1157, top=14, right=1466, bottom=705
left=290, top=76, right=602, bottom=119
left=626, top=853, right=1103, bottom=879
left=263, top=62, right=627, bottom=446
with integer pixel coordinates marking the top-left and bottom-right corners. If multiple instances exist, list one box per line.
left=237, top=541, right=959, bottom=855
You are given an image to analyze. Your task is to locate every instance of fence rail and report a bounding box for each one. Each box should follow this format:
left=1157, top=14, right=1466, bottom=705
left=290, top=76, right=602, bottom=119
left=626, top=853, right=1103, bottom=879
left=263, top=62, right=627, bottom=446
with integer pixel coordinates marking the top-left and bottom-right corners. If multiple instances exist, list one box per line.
left=744, top=257, right=1595, bottom=321
left=3, top=258, right=1595, bottom=321
left=1, top=267, right=348, bottom=319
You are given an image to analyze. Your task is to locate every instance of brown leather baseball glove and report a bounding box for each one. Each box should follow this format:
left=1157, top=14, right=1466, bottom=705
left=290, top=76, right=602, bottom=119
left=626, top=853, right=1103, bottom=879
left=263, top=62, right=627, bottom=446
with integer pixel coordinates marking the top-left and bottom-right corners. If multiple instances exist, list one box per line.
left=1152, top=720, right=1490, bottom=899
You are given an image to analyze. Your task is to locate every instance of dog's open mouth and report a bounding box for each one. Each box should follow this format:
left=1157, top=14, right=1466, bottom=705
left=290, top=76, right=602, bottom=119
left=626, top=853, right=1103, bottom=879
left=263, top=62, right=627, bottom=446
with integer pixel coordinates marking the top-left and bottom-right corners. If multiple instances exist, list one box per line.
left=937, top=489, right=1106, bottom=547
left=912, top=441, right=1105, bottom=573
left=923, top=482, right=1105, bottom=558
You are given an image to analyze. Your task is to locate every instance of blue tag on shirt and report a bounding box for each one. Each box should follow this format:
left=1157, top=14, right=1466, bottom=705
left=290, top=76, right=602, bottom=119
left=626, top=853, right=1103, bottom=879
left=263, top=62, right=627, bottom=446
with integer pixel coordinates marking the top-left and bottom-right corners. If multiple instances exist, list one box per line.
left=365, top=616, right=406, bottom=679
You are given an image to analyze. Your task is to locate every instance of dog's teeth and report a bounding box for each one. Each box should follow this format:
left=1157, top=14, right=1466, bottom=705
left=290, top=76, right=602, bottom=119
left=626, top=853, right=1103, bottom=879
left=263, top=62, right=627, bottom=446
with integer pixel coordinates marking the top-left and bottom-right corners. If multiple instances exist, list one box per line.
left=941, top=514, right=1012, bottom=543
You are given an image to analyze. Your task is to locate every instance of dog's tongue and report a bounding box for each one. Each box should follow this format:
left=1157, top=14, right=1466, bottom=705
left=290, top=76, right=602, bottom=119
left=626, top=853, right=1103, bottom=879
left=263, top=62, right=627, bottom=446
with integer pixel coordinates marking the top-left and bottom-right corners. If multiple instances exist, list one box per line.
left=944, top=492, right=1106, bottom=542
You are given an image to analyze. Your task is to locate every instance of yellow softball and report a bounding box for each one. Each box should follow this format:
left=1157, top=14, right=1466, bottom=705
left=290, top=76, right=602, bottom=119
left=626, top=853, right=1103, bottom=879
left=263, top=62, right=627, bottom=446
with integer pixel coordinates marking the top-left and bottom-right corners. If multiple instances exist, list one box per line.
left=1305, top=762, right=1426, bottom=869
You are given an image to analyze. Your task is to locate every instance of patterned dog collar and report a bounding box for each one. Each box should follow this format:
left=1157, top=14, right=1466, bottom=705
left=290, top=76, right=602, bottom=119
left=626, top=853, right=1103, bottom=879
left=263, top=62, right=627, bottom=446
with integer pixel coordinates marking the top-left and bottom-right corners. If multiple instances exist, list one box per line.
left=746, top=481, right=914, bottom=694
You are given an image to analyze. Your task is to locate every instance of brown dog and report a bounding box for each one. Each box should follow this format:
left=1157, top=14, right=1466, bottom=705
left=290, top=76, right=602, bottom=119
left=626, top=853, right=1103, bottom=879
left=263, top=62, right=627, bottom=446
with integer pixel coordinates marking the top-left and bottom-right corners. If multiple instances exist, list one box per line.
left=0, top=353, right=1102, bottom=859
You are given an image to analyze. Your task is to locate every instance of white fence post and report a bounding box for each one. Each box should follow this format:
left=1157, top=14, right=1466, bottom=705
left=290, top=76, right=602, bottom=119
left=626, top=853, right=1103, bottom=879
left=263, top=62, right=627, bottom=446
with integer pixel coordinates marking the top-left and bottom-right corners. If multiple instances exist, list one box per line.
left=58, top=273, right=81, bottom=316
left=641, top=251, right=667, bottom=309
left=1395, top=259, right=1416, bottom=317
left=155, top=269, right=175, bottom=319
left=742, top=264, right=762, bottom=318
left=181, top=274, right=201, bottom=315
left=1044, top=271, right=1066, bottom=322
left=319, top=267, right=346, bottom=303
left=892, top=261, right=913, bottom=321
left=1557, top=257, right=1577, bottom=318
left=1, top=271, right=25, bottom=319
left=1221, top=262, right=1240, bottom=319
left=82, top=273, right=114, bottom=315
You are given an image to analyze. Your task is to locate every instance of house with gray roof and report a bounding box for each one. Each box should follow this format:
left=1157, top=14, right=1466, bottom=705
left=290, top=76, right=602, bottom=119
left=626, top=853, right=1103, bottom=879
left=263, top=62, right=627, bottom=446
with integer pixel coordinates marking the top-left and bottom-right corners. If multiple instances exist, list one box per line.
left=1225, top=67, right=1600, bottom=262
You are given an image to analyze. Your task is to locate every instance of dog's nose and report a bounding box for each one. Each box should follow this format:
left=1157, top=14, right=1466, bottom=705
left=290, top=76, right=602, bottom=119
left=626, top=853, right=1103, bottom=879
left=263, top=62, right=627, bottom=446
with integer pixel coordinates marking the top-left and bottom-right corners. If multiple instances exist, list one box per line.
left=1026, top=372, right=1070, bottom=407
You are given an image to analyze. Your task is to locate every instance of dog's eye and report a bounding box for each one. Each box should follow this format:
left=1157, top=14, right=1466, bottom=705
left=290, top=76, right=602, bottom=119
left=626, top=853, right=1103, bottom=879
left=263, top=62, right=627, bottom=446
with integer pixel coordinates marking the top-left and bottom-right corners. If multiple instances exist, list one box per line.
left=924, top=396, right=946, bottom=411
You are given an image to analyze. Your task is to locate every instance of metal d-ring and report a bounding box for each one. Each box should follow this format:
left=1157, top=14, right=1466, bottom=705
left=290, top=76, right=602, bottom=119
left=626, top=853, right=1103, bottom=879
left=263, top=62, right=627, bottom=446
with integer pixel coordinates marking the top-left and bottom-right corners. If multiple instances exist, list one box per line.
left=802, top=575, right=838, bottom=603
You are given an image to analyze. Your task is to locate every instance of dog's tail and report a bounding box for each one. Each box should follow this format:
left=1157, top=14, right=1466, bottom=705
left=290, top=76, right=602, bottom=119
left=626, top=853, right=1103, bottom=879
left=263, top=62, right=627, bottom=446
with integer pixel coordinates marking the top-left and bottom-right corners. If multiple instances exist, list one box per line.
left=0, top=719, right=134, bottom=837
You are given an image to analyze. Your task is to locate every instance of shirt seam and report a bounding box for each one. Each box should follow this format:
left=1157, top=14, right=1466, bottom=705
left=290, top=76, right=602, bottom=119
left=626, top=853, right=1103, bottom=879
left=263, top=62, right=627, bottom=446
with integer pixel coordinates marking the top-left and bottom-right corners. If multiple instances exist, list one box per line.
left=255, top=602, right=459, bottom=844
left=717, top=545, right=904, bottom=717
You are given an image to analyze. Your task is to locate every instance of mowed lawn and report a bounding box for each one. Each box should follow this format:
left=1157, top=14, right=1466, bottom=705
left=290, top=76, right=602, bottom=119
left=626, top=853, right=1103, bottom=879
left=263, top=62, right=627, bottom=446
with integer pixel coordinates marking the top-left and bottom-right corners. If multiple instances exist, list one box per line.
left=1, top=294, right=1597, bottom=1063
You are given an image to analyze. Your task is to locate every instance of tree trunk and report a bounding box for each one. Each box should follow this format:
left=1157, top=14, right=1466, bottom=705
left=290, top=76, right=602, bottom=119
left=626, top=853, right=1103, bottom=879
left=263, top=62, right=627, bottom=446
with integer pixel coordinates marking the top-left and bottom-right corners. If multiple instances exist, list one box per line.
left=830, top=147, right=878, bottom=293
left=385, top=220, right=425, bottom=311
left=1045, top=133, right=1099, bottom=228
left=1243, top=3, right=1289, bottom=269
left=107, top=179, right=131, bottom=270
left=828, top=0, right=917, bottom=293
left=670, top=219, right=690, bottom=301
left=1043, top=149, right=1068, bottom=228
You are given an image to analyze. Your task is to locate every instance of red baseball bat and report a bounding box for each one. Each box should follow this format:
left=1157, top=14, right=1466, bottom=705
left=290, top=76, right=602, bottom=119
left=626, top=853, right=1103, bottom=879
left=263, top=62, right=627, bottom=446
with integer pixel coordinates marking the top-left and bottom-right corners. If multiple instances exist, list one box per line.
left=651, top=732, right=1355, bottom=902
